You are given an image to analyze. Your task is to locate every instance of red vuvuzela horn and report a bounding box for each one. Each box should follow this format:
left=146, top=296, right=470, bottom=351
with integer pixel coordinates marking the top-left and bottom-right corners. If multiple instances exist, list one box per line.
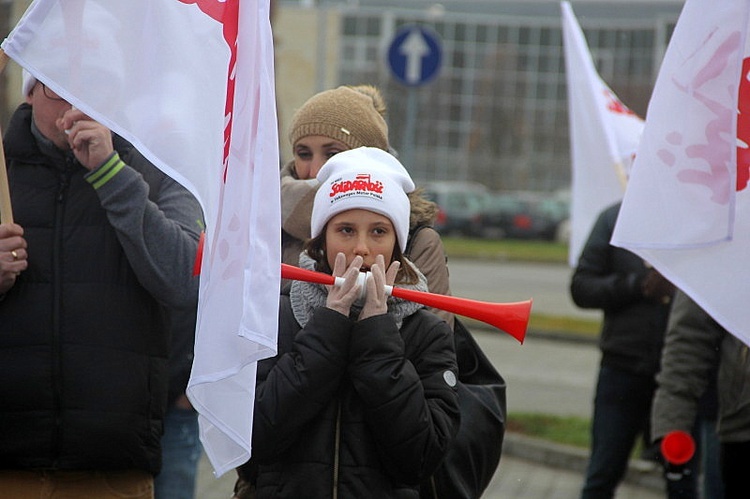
left=281, top=263, right=530, bottom=343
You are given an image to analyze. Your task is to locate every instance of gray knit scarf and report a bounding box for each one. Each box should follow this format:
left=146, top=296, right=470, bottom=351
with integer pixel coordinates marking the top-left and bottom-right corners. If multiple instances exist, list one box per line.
left=290, top=253, right=428, bottom=328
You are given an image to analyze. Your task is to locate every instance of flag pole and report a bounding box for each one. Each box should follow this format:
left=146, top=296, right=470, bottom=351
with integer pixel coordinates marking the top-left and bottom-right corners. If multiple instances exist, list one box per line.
left=0, top=48, right=13, bottom=224
left=613, top=161, right=628, bottom=190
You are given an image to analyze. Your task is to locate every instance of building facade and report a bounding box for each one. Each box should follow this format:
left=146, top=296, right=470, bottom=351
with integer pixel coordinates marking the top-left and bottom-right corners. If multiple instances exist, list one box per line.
left=1, top=0, right=684, bottom=193
left=275, top=0, right=684, bottom=191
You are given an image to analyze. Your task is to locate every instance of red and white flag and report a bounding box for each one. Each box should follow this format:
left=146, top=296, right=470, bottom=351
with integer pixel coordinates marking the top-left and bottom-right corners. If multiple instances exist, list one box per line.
left=561, top=1, right=644, bottom=266
left=612, top=0, right=750, bottom=346
left=2, top=0, right=280, bottom=476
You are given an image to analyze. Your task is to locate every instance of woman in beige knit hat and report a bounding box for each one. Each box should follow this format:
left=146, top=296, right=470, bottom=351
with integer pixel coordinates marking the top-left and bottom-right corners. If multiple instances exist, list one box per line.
left=280, top=84, right=454, bottom=329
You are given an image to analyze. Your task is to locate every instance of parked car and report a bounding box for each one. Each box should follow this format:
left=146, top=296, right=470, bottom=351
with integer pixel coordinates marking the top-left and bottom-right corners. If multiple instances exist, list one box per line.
left=422, top=181, right=488, bottom=237
left=480, top=191, right=569, bottom=241
left=477, top=194, right=526, bottom=239
left=535, top=196, right=570, bottom=242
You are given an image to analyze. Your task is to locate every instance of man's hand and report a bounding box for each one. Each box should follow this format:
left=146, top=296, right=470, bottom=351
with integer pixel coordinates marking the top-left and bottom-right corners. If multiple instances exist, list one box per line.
left=0, top=223, right=28, bottom=295
left=641, top=269, right=675, bottom=304
left=58, top=108, right=114, bottom=170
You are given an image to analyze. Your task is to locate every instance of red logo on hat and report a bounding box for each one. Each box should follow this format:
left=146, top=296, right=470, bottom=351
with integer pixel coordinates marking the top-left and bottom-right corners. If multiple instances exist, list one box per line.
left=330, top=174, right=384, bottom=197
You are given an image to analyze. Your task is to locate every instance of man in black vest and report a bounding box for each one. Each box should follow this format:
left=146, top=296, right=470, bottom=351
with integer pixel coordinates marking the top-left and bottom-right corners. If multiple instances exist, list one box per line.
left=0, top=72, right=204, bottom=498
left=571, top=201, right=696, bottom=499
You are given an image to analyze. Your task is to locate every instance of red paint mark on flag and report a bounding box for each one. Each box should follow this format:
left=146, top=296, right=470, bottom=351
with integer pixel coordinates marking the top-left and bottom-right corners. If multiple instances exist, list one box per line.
left=603, top=89, right=637, bottom=117
left=176, top=0, right=225, bottom=21
left=176, top=0, right=239, bottom=183
left=655, top=31, right=741, bottom=205
left=736, top=57, right=750, bottom=191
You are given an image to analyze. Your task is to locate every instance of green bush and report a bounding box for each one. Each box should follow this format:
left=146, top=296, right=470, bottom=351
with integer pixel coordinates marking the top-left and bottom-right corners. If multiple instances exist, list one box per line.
left=508, top=412, right=649, bottom=458
left=442, top=237, right=569, bottom=264
left=508, top=412, right=591, bottom=448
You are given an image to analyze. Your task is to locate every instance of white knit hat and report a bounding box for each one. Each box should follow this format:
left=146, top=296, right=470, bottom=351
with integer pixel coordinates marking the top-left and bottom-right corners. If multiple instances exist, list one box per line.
left=311, top=147, right=415, bottom=252
left=22, top=69, right=37, bottom=97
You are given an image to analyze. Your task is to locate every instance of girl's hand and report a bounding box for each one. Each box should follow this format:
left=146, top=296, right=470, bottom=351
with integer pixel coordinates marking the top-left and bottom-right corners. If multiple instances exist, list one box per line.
left=359, top=255, right=400, bottom=321
left=326, top=253, right=363, bottom=316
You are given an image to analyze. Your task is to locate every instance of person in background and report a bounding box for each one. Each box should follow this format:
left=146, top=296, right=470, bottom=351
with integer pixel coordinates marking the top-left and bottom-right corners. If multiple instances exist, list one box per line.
left=652, top=290, right=746, bottom=498
left=235, top=147, right=459, bottom=498
left=570, top=201, right=697, bottom=499
left=0, top=71, right=203, bottom=498
left=280, top=84, right=454, bottom=328
left=690, top=367, right=724, bottom=499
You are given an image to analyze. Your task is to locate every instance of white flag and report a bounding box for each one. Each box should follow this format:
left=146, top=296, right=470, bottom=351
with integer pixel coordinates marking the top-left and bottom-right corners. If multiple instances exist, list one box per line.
left=612, top=0, right=750, bottom=346
left=2, top=0, right=280, bottom=476
left=561, top=1, right=644, bottom=266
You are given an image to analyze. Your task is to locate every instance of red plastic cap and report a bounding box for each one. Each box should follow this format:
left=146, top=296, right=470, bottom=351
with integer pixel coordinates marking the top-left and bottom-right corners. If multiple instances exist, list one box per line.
left=661, top=430, right=695, bottom=465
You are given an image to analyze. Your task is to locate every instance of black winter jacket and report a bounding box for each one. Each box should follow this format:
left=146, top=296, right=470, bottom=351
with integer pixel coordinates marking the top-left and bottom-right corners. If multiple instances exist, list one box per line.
left=248, top=295, right=460, bottom=498
left=570, top=203, right=670, bottom=376
left=0, top=104, right=201, bottom=473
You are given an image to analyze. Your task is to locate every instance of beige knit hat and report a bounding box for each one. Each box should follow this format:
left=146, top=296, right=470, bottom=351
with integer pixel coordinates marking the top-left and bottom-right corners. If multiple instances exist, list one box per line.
left=288, top=86, right=389, bottom=151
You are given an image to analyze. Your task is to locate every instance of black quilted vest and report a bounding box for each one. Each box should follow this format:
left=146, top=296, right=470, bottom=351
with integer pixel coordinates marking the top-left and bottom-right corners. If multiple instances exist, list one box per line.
left=0, top=104, right=168, bottom=473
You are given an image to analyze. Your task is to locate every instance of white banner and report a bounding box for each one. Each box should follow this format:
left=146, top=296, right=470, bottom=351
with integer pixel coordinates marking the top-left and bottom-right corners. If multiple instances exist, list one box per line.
left=3, top=0, right=280, bottom=476
left=612, top=0, right=750, bottom=346
left=561, top=1, right=644, bottom=266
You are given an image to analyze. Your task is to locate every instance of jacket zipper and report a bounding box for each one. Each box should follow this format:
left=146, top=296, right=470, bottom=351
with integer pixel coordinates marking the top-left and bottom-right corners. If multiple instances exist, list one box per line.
left=333, top=401, right=342, bottom=499
left=51, top=161, right=73, bottom=466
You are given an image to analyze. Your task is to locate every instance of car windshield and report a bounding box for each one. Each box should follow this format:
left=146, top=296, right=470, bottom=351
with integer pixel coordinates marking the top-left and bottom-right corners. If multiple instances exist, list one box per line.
left=485, top=196, right=523, bottom=213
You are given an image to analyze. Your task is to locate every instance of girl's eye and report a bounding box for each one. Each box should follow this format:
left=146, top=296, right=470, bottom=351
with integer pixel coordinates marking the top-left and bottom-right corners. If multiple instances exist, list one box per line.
left=295, top=151, right=311, bottom=160
left=326, top=150, right=343, bottom=159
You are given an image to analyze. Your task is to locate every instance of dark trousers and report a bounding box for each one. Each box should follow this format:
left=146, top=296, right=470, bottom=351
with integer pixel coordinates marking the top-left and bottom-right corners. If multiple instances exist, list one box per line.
left=699, top=418, right=724, bottom=499
left=721, top=440, right=750, bottom=499
left=154, top=405, right=201, bottom=499
left=580, top=365, right=698, bottom=499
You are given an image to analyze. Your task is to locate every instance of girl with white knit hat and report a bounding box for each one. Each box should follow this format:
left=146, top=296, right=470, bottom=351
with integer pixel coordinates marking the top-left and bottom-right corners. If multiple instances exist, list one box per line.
left=236, top=147, right=459, bottom=499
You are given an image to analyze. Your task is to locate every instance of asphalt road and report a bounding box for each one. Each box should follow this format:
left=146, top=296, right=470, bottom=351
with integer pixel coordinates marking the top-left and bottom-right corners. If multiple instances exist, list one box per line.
left=447, top=258, right=602, bottom=322
left=474, top=329, right=598, bottom=419
left=446, top=258, right=602, bottom=418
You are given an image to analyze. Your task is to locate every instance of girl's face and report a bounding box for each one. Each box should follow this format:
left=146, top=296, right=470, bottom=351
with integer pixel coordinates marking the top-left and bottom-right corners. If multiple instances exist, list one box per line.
left=325, top=209, right=396, bottom=272
left=293, top=135, right=349, bottom=180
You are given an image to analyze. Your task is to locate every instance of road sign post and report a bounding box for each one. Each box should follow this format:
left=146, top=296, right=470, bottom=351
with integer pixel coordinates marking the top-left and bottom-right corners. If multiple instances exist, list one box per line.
left=386, top=25, right=443, bottom=168
left=387, top=25, right=442, bottom=86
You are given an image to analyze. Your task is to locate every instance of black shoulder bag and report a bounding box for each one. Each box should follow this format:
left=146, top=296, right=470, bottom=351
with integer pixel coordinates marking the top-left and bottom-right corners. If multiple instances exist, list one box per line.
left=406, top=225, right=507, bottom=499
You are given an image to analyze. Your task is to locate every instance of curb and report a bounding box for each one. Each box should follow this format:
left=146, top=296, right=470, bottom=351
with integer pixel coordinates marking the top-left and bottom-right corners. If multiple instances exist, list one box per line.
left=467, top=320, right=597, bottom=345
left=526, top=328, right=596, bottom=345
left=502, top=432, right=665, bottom=492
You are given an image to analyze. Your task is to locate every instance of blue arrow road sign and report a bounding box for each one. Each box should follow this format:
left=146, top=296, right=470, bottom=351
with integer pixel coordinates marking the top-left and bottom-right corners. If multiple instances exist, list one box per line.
left=387, top=25, right=442, bottom=86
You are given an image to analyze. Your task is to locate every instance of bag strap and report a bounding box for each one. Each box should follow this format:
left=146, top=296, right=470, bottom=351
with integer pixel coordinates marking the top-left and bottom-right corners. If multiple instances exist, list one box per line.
left=453, top=317, right=504, bottom=385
